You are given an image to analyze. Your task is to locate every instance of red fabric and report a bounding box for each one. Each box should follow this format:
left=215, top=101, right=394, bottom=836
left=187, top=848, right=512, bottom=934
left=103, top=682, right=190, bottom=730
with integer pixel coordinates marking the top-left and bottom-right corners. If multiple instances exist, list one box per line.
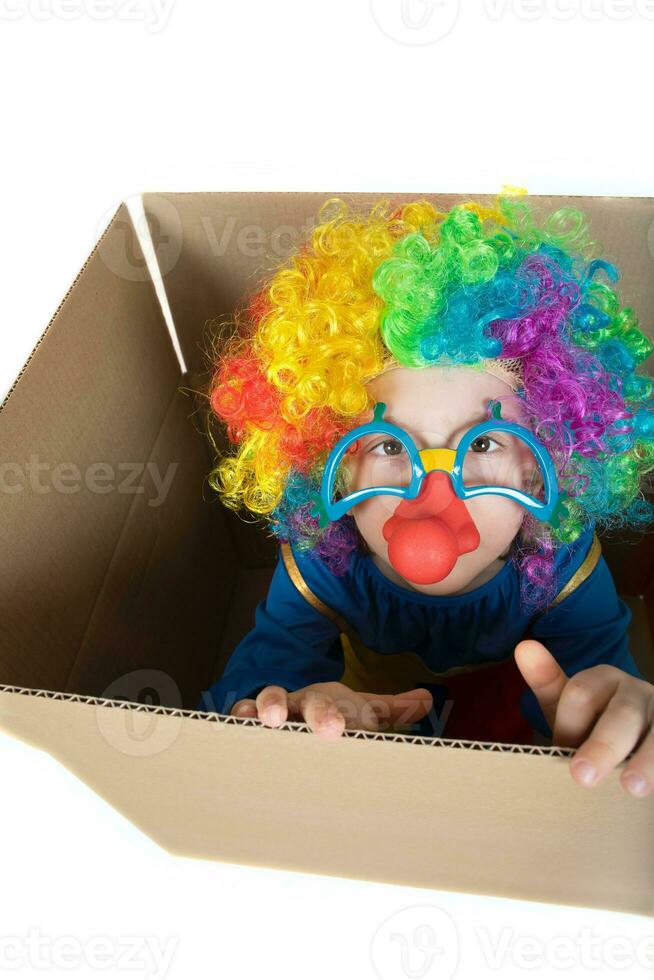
left=439, top=656, right=536, bottom=745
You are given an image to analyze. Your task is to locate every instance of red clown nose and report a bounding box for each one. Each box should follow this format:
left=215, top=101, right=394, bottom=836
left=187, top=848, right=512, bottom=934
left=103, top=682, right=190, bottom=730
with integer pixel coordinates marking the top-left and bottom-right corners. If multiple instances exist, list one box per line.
left=381, top=470, right=480, bottom=584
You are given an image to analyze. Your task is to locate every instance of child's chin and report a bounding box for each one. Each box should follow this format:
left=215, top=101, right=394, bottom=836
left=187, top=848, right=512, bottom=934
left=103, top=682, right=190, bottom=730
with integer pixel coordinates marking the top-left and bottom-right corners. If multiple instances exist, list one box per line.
left=402, top=553, right=501, bottom=597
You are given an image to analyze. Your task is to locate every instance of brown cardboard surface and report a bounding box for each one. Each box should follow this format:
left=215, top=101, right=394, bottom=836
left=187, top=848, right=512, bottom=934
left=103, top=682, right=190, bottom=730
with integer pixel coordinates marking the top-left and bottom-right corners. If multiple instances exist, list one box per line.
left=0, top=204, right=180, bottom=690
left=63, top=384, right=232, bottom=706
left=0, top=204, right=233, bottom=704
left=0, top=688, right=652, bottom=915
left=0, top=191, right=652, bottom=914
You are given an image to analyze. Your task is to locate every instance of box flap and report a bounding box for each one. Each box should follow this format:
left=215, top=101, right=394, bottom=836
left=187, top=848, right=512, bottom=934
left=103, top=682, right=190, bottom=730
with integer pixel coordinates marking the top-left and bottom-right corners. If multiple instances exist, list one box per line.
left=0, top=204, right=184, bottom=691
left=0, top=689, right=652, bottom=916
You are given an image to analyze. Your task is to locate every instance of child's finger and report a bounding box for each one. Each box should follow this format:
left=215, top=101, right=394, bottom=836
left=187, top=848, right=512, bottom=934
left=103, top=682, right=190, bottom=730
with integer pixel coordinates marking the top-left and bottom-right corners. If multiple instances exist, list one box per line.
left=567, top=681, right=651, bottom=789
left=356, top=688, right=433, bottom=733
left=255, top=685, right=290, bottom=727
left=231, top=698, right=258, bottom=718
left=514, top=639, right=569, bottom=733
left=553, top=664, right=622, bottom=748
left=620, top=719, right=654, bottom=798
left=388, top=688, right=434, bottom=726
left=291, top=688, right=346, bottom=740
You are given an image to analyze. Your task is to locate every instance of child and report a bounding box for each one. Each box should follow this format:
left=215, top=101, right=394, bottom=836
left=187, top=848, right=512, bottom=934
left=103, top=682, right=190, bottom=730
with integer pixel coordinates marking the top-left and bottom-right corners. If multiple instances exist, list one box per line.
left=197, top=190, right=654, bottom=799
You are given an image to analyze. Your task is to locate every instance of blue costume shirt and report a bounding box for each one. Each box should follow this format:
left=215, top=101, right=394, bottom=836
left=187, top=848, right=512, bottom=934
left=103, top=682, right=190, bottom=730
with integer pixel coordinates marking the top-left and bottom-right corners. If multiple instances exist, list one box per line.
left=197, top=524, right=643, bottom=742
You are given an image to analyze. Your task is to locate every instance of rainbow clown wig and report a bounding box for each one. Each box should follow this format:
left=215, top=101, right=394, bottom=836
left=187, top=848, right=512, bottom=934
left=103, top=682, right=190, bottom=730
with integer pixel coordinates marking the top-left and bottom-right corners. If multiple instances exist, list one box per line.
left=204, top=190, right=654, bottom=612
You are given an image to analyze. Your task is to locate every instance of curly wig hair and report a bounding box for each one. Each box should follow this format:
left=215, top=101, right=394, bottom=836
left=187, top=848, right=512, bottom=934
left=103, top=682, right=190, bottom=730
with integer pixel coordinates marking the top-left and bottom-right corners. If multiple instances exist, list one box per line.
left=203, top=190, right=654, bottom=613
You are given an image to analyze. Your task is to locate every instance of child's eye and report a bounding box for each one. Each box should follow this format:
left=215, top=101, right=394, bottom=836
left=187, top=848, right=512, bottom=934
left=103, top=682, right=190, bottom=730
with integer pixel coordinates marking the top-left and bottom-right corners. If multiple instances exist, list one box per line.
left=369, top=438, right=407, bottom=457
left=469, top=435, right=503, bottom=454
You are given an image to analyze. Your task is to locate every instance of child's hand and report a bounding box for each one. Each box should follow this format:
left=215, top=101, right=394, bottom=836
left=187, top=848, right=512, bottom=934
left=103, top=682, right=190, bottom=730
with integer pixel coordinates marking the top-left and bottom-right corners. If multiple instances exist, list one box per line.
left=515, top=639, right=654, bottom=798
left=231, top=682, right=434, bottom=741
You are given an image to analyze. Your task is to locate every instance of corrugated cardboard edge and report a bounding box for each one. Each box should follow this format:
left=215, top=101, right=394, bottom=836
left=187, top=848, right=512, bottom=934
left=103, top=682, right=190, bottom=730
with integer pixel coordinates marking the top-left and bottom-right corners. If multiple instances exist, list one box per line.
left=0, top=204, right=123, bottom=415
left=1, top=686, right=652, bottom=917
left=0, top=684, right=575, bottom=753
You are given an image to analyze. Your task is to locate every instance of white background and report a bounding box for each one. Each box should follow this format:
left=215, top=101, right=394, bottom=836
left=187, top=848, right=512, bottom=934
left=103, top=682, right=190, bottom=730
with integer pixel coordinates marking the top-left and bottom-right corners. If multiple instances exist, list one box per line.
left=1, top=1, right=653, bottom=978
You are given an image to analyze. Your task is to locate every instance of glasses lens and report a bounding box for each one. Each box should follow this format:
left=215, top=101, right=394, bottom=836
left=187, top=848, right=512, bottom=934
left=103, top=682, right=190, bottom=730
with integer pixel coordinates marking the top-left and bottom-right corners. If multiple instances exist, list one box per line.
left=330, top=430, right=414, bottom=510
left=461, top=429, right=546, bottom=504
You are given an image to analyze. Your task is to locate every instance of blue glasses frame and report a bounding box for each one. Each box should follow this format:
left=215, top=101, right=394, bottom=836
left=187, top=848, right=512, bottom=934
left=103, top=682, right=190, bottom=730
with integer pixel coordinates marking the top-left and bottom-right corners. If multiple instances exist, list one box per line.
left=309, top=399, right=568, bottom=529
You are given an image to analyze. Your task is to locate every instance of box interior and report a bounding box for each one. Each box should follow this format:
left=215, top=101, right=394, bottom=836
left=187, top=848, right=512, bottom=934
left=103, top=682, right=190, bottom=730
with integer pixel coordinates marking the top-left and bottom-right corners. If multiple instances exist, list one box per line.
left=1, top=192, right=653, bottom=720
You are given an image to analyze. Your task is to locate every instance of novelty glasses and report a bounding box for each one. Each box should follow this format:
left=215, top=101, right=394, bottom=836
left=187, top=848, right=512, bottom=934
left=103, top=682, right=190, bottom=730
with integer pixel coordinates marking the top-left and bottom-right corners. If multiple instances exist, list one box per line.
left=309, top=399, right=568, bottom=528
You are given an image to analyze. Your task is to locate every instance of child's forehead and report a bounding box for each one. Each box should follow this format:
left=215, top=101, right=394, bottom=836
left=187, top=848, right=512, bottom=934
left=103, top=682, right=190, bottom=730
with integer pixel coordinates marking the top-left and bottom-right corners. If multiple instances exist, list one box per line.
left=365, top=364, right=525, bottom=430
left=364, top=365, right=526, bottom=443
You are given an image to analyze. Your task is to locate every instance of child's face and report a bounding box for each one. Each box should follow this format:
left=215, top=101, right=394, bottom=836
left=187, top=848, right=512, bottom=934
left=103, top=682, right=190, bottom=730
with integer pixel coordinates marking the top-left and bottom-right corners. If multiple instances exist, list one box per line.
left=344, top=364, right=538, bottom=597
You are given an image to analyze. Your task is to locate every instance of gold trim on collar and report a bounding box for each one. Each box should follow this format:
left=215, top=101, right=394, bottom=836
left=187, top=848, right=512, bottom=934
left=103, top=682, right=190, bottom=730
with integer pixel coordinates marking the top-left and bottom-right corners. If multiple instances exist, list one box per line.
left=549, top=531, right=602, bottom=609
left=280, top=541, right=353, bottom=636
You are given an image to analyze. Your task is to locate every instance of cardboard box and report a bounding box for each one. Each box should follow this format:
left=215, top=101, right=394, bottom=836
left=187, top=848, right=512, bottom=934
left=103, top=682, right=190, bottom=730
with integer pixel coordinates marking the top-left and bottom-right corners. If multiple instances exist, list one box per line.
left=1, top=192, right=653, bottom=915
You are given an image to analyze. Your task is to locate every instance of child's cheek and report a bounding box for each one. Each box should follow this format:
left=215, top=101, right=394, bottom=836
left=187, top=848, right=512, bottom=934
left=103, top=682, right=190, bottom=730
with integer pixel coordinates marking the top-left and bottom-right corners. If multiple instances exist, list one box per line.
left=465, top=496, right=525, bottom=552
left=352, top=497, right=393, bottom=553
